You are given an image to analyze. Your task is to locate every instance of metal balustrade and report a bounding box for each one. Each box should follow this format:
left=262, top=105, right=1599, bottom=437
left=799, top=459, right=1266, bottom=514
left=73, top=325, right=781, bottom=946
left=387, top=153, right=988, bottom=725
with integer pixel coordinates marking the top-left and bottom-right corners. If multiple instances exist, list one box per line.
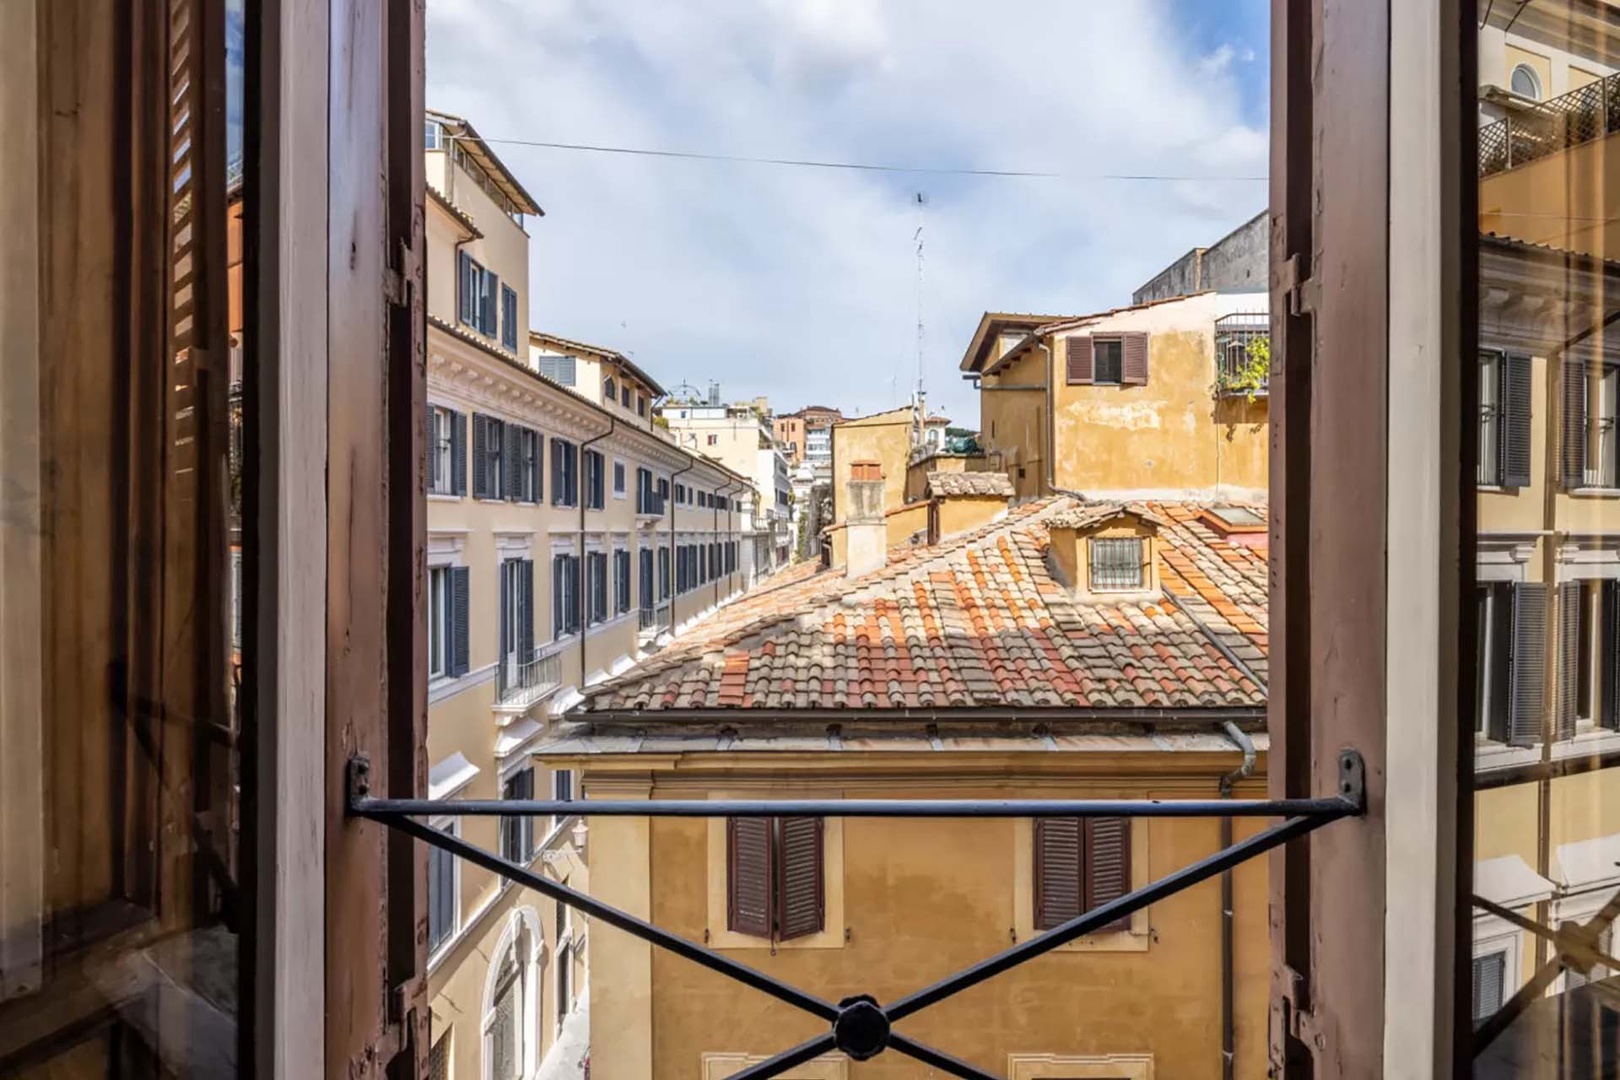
left=495, top=649, right=562, bottom=707
left=348, top=749, right=1365, bottom=1080
left=1480, top=73, right=1620, bottom=178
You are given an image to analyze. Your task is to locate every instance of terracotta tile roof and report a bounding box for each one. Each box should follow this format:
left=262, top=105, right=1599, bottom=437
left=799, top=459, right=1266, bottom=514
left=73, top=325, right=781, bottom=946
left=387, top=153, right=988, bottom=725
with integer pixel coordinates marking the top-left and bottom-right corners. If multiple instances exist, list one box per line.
left=575, top=496, right=1269, bottom=715
left=1046, top=503, right=1170, bottom=532
left=926, top=472, right=1015, bottom=498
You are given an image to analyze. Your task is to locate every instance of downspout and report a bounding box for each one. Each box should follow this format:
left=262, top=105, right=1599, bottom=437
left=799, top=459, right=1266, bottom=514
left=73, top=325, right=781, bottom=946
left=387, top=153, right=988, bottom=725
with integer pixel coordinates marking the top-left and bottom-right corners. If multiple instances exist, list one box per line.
left=1218, top=719, right=1257, bottom=1080
left=669, top=458, right=697, bottom=626
left=711, top=479, right=746, bottom=609
left=1037, top=337, right=1056, bottom=496
left=578, top=418, right=616, bottom=689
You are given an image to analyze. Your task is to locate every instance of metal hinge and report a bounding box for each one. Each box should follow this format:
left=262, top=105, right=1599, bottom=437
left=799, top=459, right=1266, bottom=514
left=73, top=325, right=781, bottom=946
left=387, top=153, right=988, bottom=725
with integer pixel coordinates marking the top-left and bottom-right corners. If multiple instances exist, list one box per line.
left=1278, top=253, right=1319, bottom=317
left=385, top=239, right=415, bottom=309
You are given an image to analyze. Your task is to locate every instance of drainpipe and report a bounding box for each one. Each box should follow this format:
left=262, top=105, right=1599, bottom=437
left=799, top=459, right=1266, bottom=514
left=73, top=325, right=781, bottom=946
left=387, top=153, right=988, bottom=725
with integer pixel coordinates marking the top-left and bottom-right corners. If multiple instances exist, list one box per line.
left=578, top=418, right=615, bottom=688
left=711, top=479, right=747, bottom=608
left=669, top=458, right=697, bottom=627
left=1217, top=720, right=1257, bottom=1080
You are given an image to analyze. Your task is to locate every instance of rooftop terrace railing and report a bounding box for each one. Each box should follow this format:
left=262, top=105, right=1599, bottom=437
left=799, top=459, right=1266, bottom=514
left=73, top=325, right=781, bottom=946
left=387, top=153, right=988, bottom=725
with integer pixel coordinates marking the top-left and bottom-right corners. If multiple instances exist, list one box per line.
left=1480, top=74, right=1620, bottom=177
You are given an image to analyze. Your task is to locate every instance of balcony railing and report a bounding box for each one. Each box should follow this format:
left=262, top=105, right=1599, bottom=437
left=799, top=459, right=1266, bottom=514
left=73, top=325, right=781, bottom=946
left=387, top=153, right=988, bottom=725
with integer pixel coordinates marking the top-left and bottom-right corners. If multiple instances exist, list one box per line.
left=638, top=604, right=670, bottom=635
left=637, top=491, right=667, bottom=516
left=1213, top=313, right=1270, bottom=398
left=495, top=649, right=563, bottom=708
left=1480, top=73, right=1620, bottom=178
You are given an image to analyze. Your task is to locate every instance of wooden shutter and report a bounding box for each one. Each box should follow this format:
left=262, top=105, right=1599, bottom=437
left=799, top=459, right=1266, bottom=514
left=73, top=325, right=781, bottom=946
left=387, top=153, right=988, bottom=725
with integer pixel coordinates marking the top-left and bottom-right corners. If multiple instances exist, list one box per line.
left=1605, top=581, right=1620, bottom=730
left=1503, top=354, right=1532, bottom=488
left=1564, top=357, right=1589, bottom=489
left=1121, top=332, right=1150, bottom=386
left=551, top=439, right=564, bottom=506
left=451, top=411, right=468, bottom=495
left=775, top=817, right=825, bottom=940
left=1557, top=582, right=1583, bottom=741
left=519, top=560, right=535, bottom=662
left=503, top=422, right=522, bottom=500
left=484, top=272, right=500, bottom=335
left=1483, top=585, right=1512, bottom=743
left=458, top=251, right=473, bottom=324
left=1065, top=336, right=1094, bottom=385
left=451, top=567, right=471, bottom=677
left=472, top=414, right=490, bottom=498
left=1033, top=817, right=1083, bottom=930
left=1085, top=817, right=1132, bottom=931
left=727, top=817, right=774, bottom=937
left=1508, top=583, right=1548, bottom=747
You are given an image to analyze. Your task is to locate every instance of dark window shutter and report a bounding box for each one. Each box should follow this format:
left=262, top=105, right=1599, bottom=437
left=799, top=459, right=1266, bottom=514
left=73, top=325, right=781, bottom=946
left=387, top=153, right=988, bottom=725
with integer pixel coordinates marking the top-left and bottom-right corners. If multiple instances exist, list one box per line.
left=775, top=816, right=825, bottom=940
left=1121, top=332, right=1150, bottom=386
left=484, top=272, right=499, bottom=335
left=1604, top=581, right=1620, bottom=730
left=1033, top=817, right=1083, bottom=930
left=727, top=817, right=774, bottom=937
left=458, top=251, right=472, bottom=325
left=425, top=400, right=435, bottom=491
left=1065, top=336, right=1094, bottom=385
left=1558, top=582, right=1583, bottom=741
left=472, top=415, right=489, bottom=498
left=552, top=556, right=564, bottom=640
left=503, top=423, right=522, bottom=500
left=519, top=559, right=535, bottom=661
left=1085, top=817, right=1132, bottom=930
left=1482, top=585, right=1512, bottom=742
left=1564, top=357, right=1589, bottom=489
left=1509, top=582, right=1548, bottom=747
left=1503, top=354, right=1532, bottom=488
left=451, top=411, right=468, bottom=495
left=450, top=566, right=471, bottom=677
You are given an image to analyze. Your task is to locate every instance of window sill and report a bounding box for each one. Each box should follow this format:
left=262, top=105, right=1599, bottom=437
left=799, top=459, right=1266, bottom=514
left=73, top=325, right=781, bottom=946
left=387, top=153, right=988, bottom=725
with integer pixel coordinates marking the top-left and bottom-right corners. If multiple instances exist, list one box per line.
left=1017, top=928, right=1151, bottom=953
left=1569, top=487, right=1620, bottom=498
left=428, top=491, right=462, bottom=501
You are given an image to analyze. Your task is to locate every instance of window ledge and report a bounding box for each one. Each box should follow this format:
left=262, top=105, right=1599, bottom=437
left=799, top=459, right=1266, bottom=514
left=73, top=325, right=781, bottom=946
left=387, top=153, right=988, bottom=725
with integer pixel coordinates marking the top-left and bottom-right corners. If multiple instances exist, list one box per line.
left=427, top=491, right=462, bottom=501
left=1569, top=487, right=1620, bottom=498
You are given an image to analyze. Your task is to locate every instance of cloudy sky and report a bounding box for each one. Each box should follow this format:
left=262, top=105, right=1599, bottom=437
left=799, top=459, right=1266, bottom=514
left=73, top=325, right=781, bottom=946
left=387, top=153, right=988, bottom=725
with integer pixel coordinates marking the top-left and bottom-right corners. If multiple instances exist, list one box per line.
left=426, top=0, right=1268, bottom=426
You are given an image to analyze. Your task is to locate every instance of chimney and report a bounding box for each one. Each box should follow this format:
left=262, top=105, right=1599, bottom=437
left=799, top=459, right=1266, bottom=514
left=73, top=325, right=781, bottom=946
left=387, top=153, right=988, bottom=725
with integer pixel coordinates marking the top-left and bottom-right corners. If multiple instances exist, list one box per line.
left=845, top=473, right=887, bottom=577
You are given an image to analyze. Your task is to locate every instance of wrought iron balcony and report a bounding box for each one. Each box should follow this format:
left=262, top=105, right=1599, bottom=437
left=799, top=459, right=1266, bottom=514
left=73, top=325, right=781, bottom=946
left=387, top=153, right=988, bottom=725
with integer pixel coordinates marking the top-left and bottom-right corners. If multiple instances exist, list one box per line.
left=1480, top=73, right=1620, bottom=178
left=1213, top=313, right=1270, bottom=398
left=637, top=491, right=667, bottom=516
left=495, top=649, right=563, bottom=709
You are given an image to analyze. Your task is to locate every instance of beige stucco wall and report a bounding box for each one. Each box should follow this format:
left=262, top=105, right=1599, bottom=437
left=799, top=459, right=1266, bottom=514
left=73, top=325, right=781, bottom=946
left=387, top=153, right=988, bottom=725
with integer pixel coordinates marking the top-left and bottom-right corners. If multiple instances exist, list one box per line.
left=831, top=411, right=913, bottom=525
left=560, top=757, right=1271, bottom=1080
left=426, top=148, right=530, bottom=349
left=884, top=502, right=930, bottom=548
left=979, top=344, right=1049, bottom=501
left=1480, top=131, right=1620, bottom=261
left=935, top=494, right=1008, bottom=539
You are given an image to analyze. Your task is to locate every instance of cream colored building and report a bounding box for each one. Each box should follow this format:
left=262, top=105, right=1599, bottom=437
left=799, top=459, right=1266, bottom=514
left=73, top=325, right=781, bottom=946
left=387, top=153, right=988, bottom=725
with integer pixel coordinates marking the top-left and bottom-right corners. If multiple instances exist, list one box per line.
left=658, top=399, right=793, bottom=578
left=423, top=111, right=757, bottom=1080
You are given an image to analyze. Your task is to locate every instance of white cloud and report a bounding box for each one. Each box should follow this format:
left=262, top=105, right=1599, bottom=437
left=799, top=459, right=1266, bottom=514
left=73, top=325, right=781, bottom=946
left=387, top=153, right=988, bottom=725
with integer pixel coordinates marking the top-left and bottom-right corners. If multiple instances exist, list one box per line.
left=427, top=0, right=1266, bottom=424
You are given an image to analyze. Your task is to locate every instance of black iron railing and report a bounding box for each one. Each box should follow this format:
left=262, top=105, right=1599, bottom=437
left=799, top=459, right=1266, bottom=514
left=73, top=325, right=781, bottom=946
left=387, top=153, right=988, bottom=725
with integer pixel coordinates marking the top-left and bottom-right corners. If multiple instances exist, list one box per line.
left=1214, top=313, right=1269, bottom=398
left=349, top=750, right=1365, bottom=1080
left=1480, top=74, right=1620, bottom=177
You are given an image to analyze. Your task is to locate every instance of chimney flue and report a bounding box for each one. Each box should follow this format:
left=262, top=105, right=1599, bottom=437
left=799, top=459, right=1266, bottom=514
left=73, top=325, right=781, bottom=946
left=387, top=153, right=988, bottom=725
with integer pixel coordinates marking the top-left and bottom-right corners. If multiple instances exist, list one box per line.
left=845, top=477, right=887, bottom=577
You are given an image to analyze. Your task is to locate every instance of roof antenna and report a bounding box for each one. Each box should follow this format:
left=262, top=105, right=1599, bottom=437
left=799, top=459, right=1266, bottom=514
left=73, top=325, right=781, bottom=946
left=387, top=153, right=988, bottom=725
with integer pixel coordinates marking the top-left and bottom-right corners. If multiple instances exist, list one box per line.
left=914, top=191, right=928, bottom=435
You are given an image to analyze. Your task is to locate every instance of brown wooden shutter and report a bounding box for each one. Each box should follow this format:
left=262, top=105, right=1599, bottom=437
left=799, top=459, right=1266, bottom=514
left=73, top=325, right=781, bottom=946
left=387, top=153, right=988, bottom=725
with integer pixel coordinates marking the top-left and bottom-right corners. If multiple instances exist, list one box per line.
left=1065, top=336, right=1094, bottom=385
left=1557, top=582, right=1583, bottom=741
left=727, top=817, right=773, bottom=937
left=1085, top=817, right=1132, bottom=931
left=1564, top=357, right=1589, bottom=489
left=775, top=817, right=825, bottom=940
left=1509, top=583, right=1548, bottom=747
left=1121, top=332, right=1150, bottom=385
left=1033, top=817, right=1083, bottom=930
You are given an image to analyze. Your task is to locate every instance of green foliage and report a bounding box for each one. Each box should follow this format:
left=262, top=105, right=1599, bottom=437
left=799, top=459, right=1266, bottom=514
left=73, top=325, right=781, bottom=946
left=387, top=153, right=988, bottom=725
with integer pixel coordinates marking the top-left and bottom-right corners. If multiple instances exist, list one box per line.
left=1217, top=336, right=1270, bottom=400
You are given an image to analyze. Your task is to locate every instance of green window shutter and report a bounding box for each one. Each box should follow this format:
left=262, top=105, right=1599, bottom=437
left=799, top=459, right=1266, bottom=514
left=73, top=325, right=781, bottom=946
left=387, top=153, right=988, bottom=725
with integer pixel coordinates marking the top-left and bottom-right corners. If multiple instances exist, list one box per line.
left=1033, top=817, right=1083, bottom=930
left=1065, top=336, right=1094, bottom=385
left=727, top=817, right=773, bottom=937
left=519, top=559, right=534, bottom=662
left=1558, top=582, right=1583, bottom=741
left=1509, top=582, right=1548, bottom=747
left=1503, top=354, right=1532, bottom=488
left=503, top=422, right=521, bottom=500
left=1564, top=357, right=1588, bottom=489
left=450, top=566, right=471, bottom=677
left=472, top=414, right=489, bottom=499
left=1121, top=332, right=1150, bottom=386
left=451, top=411, right=468, bottom=495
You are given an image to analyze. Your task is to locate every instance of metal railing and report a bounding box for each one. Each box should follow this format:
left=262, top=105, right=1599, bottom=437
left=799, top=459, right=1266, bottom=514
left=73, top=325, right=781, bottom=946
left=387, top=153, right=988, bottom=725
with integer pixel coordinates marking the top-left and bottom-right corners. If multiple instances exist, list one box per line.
left=1480, top=74, right=1620, bottom=177
left=348, top=749, right=1364, bottom=1080
left=1213, top=313, right=1269, bottom=398
left=495, top=649, right=562, bottom=707
left=637, top=605, right=667, bottom=633
left=637, top=491, right=667, bottom=516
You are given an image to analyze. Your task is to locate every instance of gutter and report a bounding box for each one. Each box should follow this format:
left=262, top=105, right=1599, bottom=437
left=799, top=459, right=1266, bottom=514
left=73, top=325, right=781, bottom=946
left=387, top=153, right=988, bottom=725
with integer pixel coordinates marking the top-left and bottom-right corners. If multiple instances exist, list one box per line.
left=578, top=418, right=616, bottom=688
left=1217, top=720, right=1257, bottom=1080
left=567, top=704, right=1266, bottom=725
left=712, top=479, right=747, bottom=606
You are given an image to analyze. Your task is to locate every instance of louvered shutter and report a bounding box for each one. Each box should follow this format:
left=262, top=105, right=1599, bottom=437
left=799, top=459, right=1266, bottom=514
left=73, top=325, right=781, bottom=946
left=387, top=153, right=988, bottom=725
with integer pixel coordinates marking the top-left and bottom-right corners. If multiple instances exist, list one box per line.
left=1558, top=582, right=1583, bottom=741
left=1564, top=357, right=1589, bottom=489
left=503, top=422, right=522, bottom=500
left=425, top=401, right=435, bottom=491
left=1086, top=817, right=1132, bottom=931
left=551, top=440, right=564, bottom=506
left=552, top=556, right=565, bottom=639
left=1483, top=585, right=1512, bottom=742
left=458, top=251, right=473, bottom=325
left=451, top=411, right=468, bottom=495
left=727, top=817, right=774, bottom=937
left=1065, top=337, right=1094, bottom=385
left=519, top=560, right=535, bottom=662
left=775, top=817, right=825, bottom=940
left=1606, top=581, right=1620, bottom=730
left=1034, top=817, right=1083, bottom=930
left=484, top=272, right=499, bottom=336
left=451, top=567, right=471, bottom=677
left=1473, top=953, right=1506, bottom=1021
left=1121, top=332, right=1150, bottom=386
left=1509, top=583, right=1548, bottom=747
left=1503, top=354, right=1532, bottom=488
left=472, top=415, right=490, bottom=498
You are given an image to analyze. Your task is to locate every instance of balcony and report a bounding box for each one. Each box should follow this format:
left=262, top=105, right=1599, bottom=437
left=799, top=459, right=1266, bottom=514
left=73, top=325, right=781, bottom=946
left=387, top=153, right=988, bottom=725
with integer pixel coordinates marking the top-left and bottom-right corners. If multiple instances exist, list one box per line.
left=1213, top=313, right=1270, bottom=399
left=494, top=648, right=563, bottom=712
left=1480, top=73, right=1620, bottom=178
left=637, top=492, right=667, bottom=518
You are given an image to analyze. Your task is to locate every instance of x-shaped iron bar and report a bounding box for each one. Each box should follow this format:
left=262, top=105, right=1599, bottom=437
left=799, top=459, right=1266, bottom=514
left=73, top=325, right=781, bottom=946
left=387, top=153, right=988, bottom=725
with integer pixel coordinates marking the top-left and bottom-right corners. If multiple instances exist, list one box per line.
left=349, top=750, right=1364, bottom=1079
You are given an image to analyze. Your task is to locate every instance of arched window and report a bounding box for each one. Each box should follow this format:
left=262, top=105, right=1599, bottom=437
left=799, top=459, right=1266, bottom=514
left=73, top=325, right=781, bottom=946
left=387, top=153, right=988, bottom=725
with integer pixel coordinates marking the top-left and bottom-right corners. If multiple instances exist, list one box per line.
left=1510, top=63, right=1542, bottom=100
left=482, top=908, right=543, bottom=1080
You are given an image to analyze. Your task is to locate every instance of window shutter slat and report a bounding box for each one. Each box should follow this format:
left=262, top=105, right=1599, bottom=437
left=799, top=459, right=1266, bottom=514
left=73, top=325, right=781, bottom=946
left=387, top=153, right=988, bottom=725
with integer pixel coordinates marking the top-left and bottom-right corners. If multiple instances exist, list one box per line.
left=1085, top=817, right=1132, bottom=931
left=775, top=817, right=825, bottom=940
left=471, top=415, right=489, bottom=499
left=727, top=817, right=774, bottom=937
left=458, top=251, right=472, bottom=325
left=1605, top=581, right=1620, bottom=730
left=1503, top=354, right=1532, bottom=488
left=451, top=411, right=468, bottom=495
left=1564, top=357, right=1588, bottom=489
left=1558, top=582, right=1582, bottom=741
left=1509, top=582, right=1549, bottom=747
left=1484, top=585, right=1512, bottom=743
left=1121, top=332, right=1150, bottom=386
left=1033, top=817, right=1083, bottom=930
left=1065, top=337, right=1094, bottom=385
left=484, top=271, right=499, bottom=336
left=520, top=559, right=535, bottom=662
left=451, top=566, right=471, bottom=677
left=503, top=422, right=521, bottom=500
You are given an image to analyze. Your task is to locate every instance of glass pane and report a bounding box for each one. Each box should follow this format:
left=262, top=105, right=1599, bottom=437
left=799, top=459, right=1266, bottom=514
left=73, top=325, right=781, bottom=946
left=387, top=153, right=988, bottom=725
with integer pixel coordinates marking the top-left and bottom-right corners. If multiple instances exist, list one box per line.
left=1472, top=7, right=1620, bottom=1072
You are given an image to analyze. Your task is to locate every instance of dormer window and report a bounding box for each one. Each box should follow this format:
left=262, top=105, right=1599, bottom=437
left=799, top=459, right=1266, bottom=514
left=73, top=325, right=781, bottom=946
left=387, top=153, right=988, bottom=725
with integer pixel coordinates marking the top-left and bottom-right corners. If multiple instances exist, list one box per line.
left=604, top=375, right=617, bottom=402
left=1088, top=536, right=1145, bottom=591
